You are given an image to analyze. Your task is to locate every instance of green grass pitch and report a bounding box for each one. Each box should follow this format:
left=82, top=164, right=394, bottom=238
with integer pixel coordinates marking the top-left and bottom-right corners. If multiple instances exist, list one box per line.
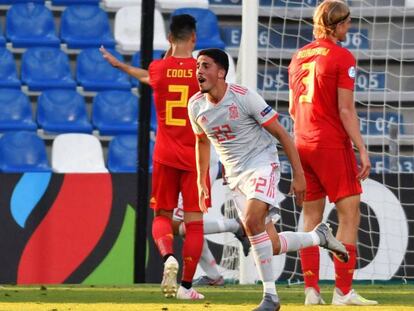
left=0, top=283, right=412, bottom=310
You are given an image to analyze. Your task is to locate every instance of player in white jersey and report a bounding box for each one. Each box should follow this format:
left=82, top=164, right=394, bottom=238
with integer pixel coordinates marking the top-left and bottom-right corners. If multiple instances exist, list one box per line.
left=188, top=48, right=349, bottom=311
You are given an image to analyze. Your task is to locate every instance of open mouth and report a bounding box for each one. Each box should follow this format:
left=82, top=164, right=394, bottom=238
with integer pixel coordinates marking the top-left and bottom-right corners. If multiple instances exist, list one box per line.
left=198, top=77, right=206, bottom=84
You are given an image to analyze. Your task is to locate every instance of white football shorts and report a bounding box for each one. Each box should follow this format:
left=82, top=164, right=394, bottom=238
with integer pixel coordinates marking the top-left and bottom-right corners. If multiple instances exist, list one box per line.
left=227, top=163, right=281, bottom=224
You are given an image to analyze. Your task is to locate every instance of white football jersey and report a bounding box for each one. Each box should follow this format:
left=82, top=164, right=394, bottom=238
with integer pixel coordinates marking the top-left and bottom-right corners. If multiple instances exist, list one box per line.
left=188, top=83, right=280, bottom=178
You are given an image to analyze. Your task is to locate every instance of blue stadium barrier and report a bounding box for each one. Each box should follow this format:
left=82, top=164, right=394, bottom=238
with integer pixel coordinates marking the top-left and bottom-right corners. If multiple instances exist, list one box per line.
left=209, top=0, right=317, bottom=6
left=370, top=155, right=414, bottom=173
left=260, top=0, right=318, bottom=6
left=21, top=47, right=76, bottom=91
left=0, top=131, right=51, bottom=172
left=355, top=70, right=385, bottom=91
left=221, top=25, right=312, bottom=49
left=0, top=89, right=37, bottom=132
left=77, top=48, right=131, bottom=91
left=257, top=68, right=289, bottom=92
left=6, top=3, right=60, bottom=48
left=0, top=48, right=21, bottom=89
left=171, top=8, right=225, bottom=50
left=60, top=5, right=115, bottom=49
left=107, top=135, right=154, bottom=173
left=221, top=26, right=368, bottom=50
left=257, top=68, right=385, bottom=93
left=358, top=112, right=404, bottom=135
left=342, top=28, right=369, bottom=49
left=37, top=89, right=93, bottom=134
left=92, top=90, right=138, bottom=135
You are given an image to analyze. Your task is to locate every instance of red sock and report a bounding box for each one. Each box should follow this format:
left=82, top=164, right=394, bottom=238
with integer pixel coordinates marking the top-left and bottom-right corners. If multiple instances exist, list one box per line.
left=181, top=220, right=203, bottom=283
left=152, top=215, right=174, bottom=258
left=334, top=243, right=356, bottom=295
left=300, top=246, right=320, bottom=292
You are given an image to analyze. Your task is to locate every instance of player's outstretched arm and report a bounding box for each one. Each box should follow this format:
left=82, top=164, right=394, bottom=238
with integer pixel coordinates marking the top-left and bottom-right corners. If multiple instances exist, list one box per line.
left=195, top=134, right=211, bottom=213
left=99, top=46, right=150, bottom=85
left=264, top=119, right=306, bottom=206
left=338, top=88, right=371, bottom=180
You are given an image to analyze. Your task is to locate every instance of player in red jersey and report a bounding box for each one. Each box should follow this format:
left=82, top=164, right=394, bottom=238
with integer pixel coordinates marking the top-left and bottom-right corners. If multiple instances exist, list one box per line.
left=100, top=14, right=205, bottom=300
left=288, top=0, right=377, bottom=306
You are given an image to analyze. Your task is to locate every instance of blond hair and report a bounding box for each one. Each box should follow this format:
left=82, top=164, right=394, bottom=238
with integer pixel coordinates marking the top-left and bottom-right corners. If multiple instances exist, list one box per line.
left=313, top=0, right=350, bottom=39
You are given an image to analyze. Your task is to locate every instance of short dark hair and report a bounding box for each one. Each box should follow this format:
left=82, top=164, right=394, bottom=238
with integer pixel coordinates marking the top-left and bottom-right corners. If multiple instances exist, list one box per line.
left=197, top=48, right=229, bottom=79
left=170, top=14, right=196, bottom=41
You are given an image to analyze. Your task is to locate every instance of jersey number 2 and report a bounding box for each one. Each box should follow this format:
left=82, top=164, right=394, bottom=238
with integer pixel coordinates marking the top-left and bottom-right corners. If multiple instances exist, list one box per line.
left=299, top=61, right=316, bottom=104
left=166, top=85, right=189, bottom=126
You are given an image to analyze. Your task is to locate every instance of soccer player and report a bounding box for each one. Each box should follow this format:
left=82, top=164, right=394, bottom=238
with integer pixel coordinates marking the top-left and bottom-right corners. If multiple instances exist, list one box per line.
left=101, top=14, right=205, bottom=300
left=188, top=48, right=349, bottom=311
left=288, top=0, right=377, bottom=306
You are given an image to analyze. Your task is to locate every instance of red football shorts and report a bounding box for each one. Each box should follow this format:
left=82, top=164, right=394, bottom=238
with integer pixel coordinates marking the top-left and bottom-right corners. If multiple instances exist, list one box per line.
left=297, top=145, right=362, bottom=203
left=150, top=162, right=211, bottom=212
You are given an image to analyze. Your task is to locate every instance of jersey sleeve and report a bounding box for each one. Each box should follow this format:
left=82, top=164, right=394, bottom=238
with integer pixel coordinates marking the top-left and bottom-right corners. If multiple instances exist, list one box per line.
left=337, top=49, right=356, bottom=90
left=244, top=89, right=278, bottom=126
left=188, top=100, right=205, bottom=136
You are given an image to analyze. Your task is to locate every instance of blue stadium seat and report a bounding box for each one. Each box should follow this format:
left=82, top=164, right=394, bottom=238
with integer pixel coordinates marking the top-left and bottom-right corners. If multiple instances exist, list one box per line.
left=60, top=5, right=115, bottom=49
left=37, top=89, right=93, bottom=133
left=77, top=48, right=131, bottom=91
left=107, top=135, right=154, bottom=173
left=5, top=3, right=60, bottom=48
left=171, top=8, right=225, bottom=50
left=0, top=131, right=50, bottom=172
left=21, top=47, right=77, bottom=91
left=0, top=89, right=37, bottom=132
left=131, top=50, right=164, bottom=87
left=92, top=90, right=137, bottom=135
left=0, top=48, right=21, bottom=89
left=52, top=0, right=100, bottom=4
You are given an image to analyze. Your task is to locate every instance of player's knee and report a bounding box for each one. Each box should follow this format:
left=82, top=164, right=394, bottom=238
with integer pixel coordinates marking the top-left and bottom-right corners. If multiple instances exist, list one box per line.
left=244, top=215, right=265, bottom=235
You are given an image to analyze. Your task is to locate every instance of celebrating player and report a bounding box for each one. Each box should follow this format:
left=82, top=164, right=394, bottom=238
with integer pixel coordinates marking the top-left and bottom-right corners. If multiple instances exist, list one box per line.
left=288, top=0, right=377, bottom=306
left=189, top=48, right=349, bottom=311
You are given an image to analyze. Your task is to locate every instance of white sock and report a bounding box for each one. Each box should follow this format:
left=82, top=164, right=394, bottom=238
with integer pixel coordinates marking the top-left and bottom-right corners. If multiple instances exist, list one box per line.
left=198, top=239, right=221, bottom=280
left=203, top=219, right=239, bottom=234
left=249, top=232, right=276, bottom=296
left=278, top=231, right=319, bottom=254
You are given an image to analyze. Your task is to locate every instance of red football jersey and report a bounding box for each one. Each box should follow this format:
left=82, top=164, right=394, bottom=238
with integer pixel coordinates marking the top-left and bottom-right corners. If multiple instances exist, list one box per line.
left=288, top=38, right=356, bottom=148
left=149, top=56, right=199, bottom=171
